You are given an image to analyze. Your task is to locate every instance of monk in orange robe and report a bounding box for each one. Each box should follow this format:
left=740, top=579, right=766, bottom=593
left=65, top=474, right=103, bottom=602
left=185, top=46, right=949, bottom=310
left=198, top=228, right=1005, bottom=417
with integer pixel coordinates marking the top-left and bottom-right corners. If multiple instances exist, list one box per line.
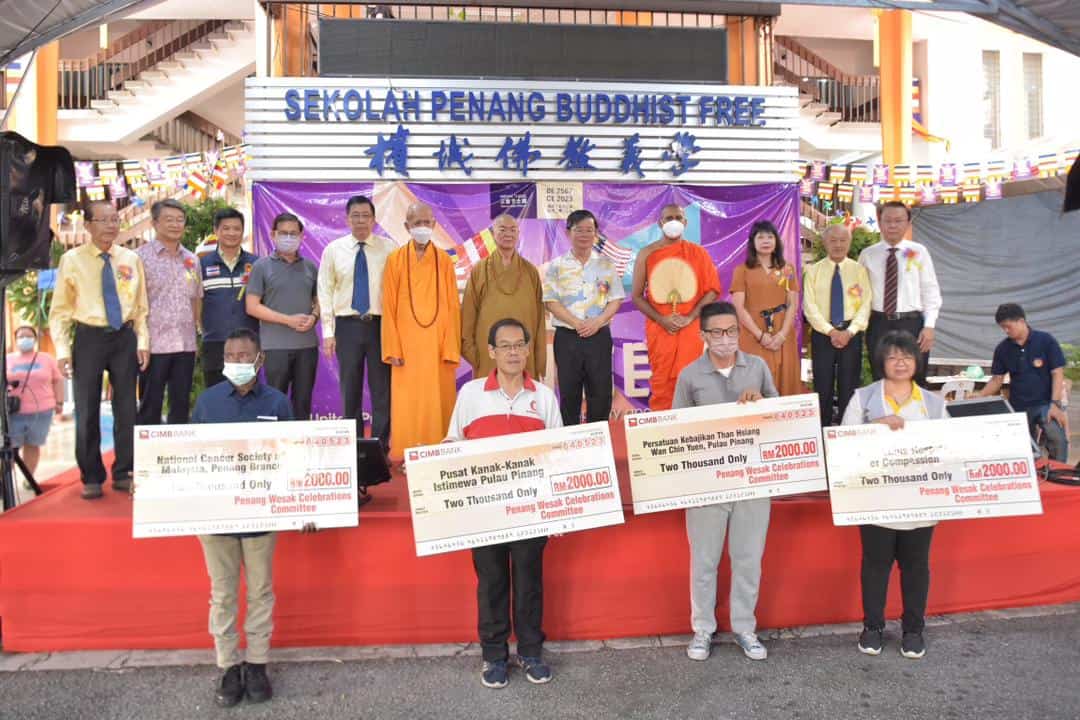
left=381, top=203, right=462, bottom=460
left=631, top=204, right=723, bottom=411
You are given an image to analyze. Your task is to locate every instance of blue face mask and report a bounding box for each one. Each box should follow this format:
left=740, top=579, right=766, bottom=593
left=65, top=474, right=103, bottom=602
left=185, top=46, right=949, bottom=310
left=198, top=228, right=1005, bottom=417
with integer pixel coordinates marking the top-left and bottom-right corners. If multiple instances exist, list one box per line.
left=222, top=361, right=258, bottom=386
left=16, top=337, right=34, bottom=353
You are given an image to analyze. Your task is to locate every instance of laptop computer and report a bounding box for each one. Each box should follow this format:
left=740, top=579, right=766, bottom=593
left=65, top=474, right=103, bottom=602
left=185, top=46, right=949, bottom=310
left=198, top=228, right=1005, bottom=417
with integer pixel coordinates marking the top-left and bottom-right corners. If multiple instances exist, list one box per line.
left=945, top=396, right=1042, bottom=458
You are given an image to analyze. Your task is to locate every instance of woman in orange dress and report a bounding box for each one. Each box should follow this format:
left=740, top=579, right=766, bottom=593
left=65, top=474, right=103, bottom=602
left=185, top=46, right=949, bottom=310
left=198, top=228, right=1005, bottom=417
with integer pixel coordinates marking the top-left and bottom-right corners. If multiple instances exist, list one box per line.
left=729, top=220, right=803, bottom=395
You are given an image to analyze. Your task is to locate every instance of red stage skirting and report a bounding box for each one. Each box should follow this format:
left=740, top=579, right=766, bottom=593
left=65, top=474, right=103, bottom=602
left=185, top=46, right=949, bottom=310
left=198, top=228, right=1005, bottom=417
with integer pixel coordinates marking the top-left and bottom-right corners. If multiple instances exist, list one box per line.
left=2, top=423, right=1080, bottom=653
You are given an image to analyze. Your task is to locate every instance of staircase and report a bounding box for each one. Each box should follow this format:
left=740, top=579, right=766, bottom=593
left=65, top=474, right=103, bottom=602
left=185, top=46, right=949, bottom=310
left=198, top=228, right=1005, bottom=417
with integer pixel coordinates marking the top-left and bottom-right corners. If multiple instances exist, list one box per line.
left=146, top=111, right=243, bottom=156
left=57, top=20, right=254, bottom=157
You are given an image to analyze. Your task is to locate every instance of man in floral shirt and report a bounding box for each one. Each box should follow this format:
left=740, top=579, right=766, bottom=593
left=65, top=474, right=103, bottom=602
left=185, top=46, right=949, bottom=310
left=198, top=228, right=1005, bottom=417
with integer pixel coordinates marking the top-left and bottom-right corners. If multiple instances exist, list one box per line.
left=136, top=199, right=204, bottom=424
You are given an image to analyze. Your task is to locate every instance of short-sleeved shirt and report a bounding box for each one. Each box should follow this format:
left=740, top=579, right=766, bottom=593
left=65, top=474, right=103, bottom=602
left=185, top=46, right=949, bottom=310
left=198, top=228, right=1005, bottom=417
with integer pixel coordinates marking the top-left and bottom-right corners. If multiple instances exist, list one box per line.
left=542, top=250, right=625, bottom=328
left=673, top=351, right=779, bottom=409
left=6, top=351, right=62, bottom=414
left=247, top=253, right=319, bottom=350
left=136, top=240, right=203, bottom=354
left=991, top=328, right=1065, bottom=410
left=445, top=371, right=562, bottom=441
left=200, top=249, right=260, bottom=342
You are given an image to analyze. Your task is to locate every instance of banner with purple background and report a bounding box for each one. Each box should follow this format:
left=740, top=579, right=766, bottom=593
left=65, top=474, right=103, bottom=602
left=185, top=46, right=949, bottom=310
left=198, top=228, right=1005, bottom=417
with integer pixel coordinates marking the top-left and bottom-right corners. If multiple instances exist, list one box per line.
left=252, top=181, right=799, bottom=422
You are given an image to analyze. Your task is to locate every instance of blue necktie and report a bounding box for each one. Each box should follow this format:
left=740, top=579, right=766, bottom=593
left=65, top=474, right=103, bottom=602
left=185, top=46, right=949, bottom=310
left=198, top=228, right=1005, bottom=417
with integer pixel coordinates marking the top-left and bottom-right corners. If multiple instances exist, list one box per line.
left=101, top=252, right=123, bottom=329
left=829, top=263, right=845, bottom=327
left=351, top=243, right=370, bottom=315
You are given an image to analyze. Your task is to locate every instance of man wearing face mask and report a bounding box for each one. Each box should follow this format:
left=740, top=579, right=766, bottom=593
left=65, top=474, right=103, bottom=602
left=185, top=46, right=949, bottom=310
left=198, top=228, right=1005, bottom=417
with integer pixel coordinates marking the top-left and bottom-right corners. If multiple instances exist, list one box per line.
left=631, top=204, right=723, bottom=410
left=674, top=301, right=777, bottom=664
left=190, top=328, right=301, bottom=708
left=245, top=213, right=320, bottom=420
left=381, top=202, right=461, bottom=460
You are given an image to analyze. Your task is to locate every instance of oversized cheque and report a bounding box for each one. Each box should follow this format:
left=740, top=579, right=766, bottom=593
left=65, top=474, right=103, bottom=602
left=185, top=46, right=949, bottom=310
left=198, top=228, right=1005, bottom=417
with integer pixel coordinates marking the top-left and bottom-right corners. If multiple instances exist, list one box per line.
left=133, top=420, right=359, bottom=538
left=625, top=393, right=826, bottom=514
left=825, top=414, right=1043, bottom=525
left=405, top=421, right=624, bottom=556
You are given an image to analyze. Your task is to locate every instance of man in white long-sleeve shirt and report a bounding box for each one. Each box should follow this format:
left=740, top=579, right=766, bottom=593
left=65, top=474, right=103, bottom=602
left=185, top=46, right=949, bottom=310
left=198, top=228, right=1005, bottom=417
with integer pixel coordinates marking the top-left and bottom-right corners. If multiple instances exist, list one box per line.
left=858, top=201, right=942, bottom=383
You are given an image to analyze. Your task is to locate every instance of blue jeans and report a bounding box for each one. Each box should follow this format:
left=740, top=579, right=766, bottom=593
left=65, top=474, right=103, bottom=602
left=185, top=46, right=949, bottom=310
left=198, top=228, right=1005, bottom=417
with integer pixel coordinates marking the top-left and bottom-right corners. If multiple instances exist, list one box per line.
left=1025, top=405, right=1069, bottom=463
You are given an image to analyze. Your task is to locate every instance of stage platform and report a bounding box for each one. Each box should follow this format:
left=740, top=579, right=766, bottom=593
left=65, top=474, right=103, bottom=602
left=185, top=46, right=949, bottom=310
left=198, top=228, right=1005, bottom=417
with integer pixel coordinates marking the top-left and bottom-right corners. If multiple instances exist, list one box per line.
left=2, top=423, right=1080, bottom=653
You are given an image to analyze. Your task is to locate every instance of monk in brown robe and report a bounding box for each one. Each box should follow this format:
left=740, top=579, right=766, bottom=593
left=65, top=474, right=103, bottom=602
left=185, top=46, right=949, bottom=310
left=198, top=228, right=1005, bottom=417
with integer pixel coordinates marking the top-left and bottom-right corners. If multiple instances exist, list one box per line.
left=382, top=202, right=461, bottom=459
left=631, top=204, right=722, bottom=411
left=460, top=214, right=547, bottom=380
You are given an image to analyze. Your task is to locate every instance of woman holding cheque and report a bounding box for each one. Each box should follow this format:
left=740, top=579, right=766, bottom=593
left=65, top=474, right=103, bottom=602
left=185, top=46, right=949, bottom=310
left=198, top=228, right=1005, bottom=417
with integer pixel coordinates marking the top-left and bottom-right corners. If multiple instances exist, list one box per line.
left=841, top=330, right=946, bottom=659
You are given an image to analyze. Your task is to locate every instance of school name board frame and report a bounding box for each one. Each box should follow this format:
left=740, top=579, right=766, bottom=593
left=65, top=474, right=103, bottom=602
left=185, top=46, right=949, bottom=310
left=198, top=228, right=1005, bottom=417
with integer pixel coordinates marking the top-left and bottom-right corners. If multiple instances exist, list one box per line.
left=244, top=77, right=799, bottom=184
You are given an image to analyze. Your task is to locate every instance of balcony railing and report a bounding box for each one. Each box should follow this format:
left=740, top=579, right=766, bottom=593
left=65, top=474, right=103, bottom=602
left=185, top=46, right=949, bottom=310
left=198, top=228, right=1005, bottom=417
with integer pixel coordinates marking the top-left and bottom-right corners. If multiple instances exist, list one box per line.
left=774, top=35, right=880, bottom=124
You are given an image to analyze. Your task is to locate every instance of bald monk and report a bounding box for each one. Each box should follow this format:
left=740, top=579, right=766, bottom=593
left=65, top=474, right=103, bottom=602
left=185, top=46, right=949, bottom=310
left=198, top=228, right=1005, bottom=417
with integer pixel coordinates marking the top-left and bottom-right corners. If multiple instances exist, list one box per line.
left=631, top=204, right=722, bottom=410
left=382, top=203, right=462, bottom=459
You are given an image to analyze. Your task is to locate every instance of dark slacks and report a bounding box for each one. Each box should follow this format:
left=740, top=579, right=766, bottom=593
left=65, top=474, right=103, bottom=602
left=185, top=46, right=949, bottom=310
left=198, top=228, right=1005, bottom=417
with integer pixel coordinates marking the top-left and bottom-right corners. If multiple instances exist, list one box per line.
left=867, top=312, right=927, bottom=384
left=811, top=329, right=863, bottom=425
left=72, top=323, right=137, bottom=487
left=471, top=537, right=547, bottom=662
left=263, top=347, right=318, bottom=420
left=553, top=326, right=612, bottom=426
left=859, top=524, right=935, bottom=634
left=201, top=340, right=226, bottom=389
left=335, top=316, right=390, bottom=448
left=137, top=351, right=196, bottom=424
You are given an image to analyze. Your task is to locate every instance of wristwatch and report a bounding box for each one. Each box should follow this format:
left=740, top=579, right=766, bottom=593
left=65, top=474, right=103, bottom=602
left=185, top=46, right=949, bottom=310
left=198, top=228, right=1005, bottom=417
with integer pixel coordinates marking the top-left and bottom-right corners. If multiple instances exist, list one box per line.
left=1051, top=400, right=1065, bottom=409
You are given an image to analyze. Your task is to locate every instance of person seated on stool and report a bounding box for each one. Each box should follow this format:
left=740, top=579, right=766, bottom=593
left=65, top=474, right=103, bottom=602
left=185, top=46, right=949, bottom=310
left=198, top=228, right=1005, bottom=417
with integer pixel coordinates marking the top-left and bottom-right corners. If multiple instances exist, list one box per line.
left=841, top=330, right=947, bottom=660
left=186, top=328, right=317, bottom=707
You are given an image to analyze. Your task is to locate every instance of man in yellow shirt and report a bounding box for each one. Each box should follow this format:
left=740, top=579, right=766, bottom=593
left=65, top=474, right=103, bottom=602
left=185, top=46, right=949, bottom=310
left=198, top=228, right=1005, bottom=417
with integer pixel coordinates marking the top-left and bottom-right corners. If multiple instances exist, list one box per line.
left=50, top=200, right=150, bottom=499
left=803, top=224, right=871, bottom=425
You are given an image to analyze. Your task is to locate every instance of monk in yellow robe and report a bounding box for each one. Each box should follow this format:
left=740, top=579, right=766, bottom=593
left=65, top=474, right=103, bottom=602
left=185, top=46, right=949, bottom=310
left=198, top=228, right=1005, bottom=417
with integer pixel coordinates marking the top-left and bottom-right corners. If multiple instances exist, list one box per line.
left=631, top=204, right=723, bottom=411
left=382, top=203, right=462, bottom=460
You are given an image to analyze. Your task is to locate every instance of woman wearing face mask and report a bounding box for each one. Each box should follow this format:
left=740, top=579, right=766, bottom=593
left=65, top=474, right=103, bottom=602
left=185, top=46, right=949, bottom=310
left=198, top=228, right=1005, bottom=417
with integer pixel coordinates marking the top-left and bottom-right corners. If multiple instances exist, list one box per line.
left=5, top=325, right=65, bottom=486
left=730, top=220, right=802, bottom=396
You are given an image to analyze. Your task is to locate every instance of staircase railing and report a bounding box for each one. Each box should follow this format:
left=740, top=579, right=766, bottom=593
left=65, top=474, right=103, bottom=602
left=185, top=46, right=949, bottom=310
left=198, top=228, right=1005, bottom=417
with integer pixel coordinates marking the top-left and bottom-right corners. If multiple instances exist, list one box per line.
left=774, top=35, right=880, bottom=123
left=146, top=112, right=242, bottom=156
left=58, top=19, right=230, bottom=110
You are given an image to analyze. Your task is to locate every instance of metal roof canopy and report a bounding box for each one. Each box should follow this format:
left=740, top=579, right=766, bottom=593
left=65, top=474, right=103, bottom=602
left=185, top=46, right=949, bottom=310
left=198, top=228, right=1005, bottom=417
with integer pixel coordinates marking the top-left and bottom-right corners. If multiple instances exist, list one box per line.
left=0, top=0, right=157, bottom=67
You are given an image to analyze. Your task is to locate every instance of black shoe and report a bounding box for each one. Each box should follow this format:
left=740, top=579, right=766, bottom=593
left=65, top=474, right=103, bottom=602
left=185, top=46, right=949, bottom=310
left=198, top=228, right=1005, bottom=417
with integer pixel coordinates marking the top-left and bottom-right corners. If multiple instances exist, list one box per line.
left=858, top=627, right=883, bottom=656
left=244, top=662, right=273, bottom=703
left=901, top=632, right=926, bottom=659
left=80, top=483, right=103, bottom=500
left=358, top=487, right=373, bottom=507
left=214, top=665, right=244, bottom=708
left=112, top=476, right=131, bottom=493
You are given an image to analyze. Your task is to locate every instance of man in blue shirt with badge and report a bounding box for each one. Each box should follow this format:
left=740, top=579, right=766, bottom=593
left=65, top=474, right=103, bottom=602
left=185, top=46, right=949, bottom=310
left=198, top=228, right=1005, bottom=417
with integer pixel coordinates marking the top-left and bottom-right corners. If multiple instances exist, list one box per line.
left=199, top=208, right=259, bottom=388
left=976, top=303, right=1070, bottom=462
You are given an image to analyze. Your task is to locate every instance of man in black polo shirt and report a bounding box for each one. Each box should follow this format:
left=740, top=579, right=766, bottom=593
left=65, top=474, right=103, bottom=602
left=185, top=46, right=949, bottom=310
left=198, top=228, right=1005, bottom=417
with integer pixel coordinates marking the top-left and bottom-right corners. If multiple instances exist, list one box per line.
left=976, top=303, right=1070, bottom=462
left=200, top=208, right=259, bottom=388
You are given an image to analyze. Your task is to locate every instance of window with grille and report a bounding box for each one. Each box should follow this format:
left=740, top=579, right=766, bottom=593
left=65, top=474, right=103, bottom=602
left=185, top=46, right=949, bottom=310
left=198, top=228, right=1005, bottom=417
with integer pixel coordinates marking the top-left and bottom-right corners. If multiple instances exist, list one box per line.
left=982, top=50, right=1001, bottom=150
left=1023, top=52, right=1043, bottom=139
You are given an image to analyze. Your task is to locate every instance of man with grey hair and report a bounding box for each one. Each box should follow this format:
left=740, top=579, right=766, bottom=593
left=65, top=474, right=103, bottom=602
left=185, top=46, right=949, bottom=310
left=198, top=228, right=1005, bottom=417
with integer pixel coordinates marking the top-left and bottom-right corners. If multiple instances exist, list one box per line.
left=803, top=223, right=872, bottom=424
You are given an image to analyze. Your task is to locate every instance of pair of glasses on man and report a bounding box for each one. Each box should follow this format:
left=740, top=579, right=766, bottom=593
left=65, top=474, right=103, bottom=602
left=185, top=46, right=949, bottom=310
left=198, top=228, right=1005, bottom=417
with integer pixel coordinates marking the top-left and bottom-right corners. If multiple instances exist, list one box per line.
left=493, top=342, right=528, bottom=353
left=703, top=327, right=739, bottom=339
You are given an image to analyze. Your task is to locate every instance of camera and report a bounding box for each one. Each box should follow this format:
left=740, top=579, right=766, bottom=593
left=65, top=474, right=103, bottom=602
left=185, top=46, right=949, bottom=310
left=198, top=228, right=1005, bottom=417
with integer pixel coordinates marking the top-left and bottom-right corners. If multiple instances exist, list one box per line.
left=6, top=380, right=20, bottom=416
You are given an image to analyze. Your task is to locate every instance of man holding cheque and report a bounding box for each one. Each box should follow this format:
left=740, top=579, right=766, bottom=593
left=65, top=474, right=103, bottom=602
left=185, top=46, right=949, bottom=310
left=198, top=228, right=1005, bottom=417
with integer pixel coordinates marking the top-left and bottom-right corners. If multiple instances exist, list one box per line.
left=444, top=318, right=563, bottom=689
left=672, top=301, right=778, bottom=663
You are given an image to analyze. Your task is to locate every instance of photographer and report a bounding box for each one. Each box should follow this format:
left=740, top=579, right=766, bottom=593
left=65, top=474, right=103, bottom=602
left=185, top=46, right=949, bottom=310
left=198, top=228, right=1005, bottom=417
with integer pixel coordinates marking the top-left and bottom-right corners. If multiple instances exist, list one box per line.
left=5, top=325, right=64, bottom=484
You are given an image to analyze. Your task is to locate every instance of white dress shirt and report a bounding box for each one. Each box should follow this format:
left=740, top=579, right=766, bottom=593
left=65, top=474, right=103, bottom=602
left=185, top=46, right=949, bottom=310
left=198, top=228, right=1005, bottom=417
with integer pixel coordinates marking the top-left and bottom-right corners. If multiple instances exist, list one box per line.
left=857, top=239, right=943, bottom=328
left=317, top=233, right=394, bottom=337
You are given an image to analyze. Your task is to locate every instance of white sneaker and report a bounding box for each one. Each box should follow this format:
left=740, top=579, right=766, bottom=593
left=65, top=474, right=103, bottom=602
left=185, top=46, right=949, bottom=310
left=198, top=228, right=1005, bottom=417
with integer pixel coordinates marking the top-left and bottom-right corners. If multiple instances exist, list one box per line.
left=686, top=632, right=712, bottom=661
left=735, top=632, right=767, bottom=660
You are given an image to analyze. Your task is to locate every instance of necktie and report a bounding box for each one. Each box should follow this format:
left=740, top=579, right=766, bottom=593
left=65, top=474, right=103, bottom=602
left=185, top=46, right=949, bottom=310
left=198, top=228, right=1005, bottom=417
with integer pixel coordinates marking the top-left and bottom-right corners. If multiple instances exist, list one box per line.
left=100, top=252, right=123, bottom=329
left=829, top=263, right=845, bottom=327
left=884, top=247, right=899, bottom=315
left=351, top=243, right=370, bottom=315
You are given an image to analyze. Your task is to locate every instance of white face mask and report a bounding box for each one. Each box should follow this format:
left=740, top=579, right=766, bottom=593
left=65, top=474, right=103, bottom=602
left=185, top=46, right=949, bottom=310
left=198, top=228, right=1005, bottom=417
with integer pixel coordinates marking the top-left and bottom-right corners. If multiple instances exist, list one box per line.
left=274, top=233, right=301, bottom=255
left=222, top=362, right=258, bottom=386
left=661, top=220, right=685, bottom=239
left=16, top=337, right=35, bottom=353
left=409, top=226, right=433, bottom=245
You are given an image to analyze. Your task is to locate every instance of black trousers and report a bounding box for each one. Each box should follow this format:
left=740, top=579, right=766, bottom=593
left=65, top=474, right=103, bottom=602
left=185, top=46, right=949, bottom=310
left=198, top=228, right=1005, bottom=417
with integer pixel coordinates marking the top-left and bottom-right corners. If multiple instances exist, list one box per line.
left=335, top=316, right=390, bottom=449
left=859, top=524, right=935, bottom=634
left=263, top=347, right=318, bottom=420
left=202, top=340, right=225, bottom=389
left=553, top=326, right=612, bottom=426
left=472, top=537, right=547, bottom=662
left=867, top=313, right=927, bottom=384
left=72, top=324, right=137, bottom=487
left=811, top=329, right=863, bottom=425
left=137, top=352, right=196, bottom=425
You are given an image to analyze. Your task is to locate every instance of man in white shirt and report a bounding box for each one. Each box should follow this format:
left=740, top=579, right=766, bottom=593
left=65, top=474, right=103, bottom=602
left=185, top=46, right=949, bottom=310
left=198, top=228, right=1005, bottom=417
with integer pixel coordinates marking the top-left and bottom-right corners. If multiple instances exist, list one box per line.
left=858, top=201, right=942, bottom=383
left=317, top=196, right=393, bottom=453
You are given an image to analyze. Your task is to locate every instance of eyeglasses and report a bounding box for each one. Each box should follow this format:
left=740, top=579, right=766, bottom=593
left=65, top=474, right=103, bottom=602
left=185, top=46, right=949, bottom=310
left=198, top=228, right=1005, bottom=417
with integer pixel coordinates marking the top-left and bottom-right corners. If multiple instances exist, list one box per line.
left=703, top=327, right=739, bottom=339
left=88, top=218, right=120, bottom=225
left=885, top=354, right=914, bottom=364
left=493, top=342, right=528, bottom=353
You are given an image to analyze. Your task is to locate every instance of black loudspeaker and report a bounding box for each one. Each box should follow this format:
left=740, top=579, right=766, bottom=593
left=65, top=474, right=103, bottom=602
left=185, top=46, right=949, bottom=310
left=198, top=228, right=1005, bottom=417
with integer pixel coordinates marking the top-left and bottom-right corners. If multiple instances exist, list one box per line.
left=0, top=131, right=77, bottom=277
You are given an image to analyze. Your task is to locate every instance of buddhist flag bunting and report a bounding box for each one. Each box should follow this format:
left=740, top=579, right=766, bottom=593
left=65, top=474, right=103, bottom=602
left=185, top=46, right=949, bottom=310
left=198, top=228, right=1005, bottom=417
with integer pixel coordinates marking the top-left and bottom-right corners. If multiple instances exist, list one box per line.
left=849, top=164, right=868, bottom=185
left=828, top=165, right=847, bottom=184
left=872, top=164, right=889, bottom=186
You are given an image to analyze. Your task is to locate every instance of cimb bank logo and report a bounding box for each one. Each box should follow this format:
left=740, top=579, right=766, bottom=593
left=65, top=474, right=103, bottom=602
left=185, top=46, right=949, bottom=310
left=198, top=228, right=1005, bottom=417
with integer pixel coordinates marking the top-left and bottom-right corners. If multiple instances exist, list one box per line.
left=628, top=412, right=675, bottom=428
left=139, top=428, right=197, bottom=440
left=408, top=446, right=462, bottom=462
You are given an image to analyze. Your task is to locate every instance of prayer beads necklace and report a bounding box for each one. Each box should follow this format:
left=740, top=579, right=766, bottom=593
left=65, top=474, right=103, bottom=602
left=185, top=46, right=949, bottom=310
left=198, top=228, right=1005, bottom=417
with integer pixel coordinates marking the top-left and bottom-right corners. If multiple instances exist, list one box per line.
left=406, top=242, right=440, bottom=329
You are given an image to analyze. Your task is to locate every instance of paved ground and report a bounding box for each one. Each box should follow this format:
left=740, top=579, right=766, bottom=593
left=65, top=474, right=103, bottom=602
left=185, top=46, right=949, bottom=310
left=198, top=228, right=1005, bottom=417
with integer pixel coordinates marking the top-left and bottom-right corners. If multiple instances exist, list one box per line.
left=2, top=604, right=1078, bottom=720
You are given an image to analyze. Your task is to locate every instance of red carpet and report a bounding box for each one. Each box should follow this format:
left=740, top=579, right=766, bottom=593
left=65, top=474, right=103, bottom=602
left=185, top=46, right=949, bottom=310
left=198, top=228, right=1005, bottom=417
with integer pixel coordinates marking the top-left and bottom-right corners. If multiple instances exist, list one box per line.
left=2, top=424, right=1080, bottom=652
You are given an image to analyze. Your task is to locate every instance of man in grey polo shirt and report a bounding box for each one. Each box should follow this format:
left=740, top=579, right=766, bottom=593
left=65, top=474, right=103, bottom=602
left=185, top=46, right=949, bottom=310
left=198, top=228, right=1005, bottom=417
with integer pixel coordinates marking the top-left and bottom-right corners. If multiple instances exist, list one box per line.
left=245, top=212, right=320, bottom=420
left=673, top=301, right=777, bottom=664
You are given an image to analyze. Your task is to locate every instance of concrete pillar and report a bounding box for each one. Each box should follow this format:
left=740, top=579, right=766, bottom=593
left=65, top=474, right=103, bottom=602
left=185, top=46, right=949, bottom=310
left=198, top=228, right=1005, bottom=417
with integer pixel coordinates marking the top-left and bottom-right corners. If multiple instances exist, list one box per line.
left=35, top=42, right=58, bottom=145
left=878, top=9, right=912, bottom=165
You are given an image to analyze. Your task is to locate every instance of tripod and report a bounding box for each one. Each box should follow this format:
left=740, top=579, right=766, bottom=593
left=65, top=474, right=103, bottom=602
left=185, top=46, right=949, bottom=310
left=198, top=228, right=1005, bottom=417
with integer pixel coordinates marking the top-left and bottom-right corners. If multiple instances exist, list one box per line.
left=1, top=280, right=43, bottom=510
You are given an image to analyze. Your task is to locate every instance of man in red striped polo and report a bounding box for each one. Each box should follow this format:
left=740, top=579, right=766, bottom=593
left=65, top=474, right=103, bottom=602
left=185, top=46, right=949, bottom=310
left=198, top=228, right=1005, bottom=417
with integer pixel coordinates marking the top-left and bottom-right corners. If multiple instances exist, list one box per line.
left=444, top=317, right=562, bottom=689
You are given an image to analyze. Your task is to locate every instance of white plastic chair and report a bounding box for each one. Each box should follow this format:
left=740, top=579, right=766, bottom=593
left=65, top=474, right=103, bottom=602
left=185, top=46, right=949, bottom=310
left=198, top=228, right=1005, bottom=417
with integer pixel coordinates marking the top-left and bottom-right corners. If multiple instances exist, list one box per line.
left=940, top=379, right=975, bottom=401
